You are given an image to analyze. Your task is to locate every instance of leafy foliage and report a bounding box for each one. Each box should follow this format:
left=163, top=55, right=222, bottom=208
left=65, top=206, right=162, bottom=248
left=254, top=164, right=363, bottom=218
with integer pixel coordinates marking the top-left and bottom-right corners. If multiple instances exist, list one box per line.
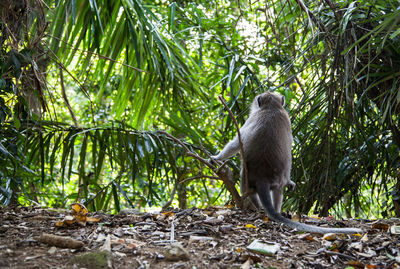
left=0, top=0, right=399, bottom=218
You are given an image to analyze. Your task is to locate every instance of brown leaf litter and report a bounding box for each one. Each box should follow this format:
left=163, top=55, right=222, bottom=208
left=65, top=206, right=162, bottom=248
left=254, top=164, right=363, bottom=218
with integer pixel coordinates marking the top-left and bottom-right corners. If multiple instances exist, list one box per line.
left=0, top=206, right=399, bottom=268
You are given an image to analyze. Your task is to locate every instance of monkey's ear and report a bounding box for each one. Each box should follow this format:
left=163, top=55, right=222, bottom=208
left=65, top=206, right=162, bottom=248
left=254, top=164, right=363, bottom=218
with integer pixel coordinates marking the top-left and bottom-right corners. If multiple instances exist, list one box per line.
left=257, top=96, right=261, bottom=107
left=281, top=95, right=285, bottom=106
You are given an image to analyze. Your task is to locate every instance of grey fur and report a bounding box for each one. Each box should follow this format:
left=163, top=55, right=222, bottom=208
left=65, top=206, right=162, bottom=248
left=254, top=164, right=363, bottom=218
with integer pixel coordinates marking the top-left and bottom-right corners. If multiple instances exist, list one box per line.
left=212, top=92, right=362, bottom=234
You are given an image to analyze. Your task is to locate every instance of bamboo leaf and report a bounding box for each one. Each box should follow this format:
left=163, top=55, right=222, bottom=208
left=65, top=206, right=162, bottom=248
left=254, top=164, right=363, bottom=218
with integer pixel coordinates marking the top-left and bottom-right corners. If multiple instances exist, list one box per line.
left=168, top=2, right=176, bottom=32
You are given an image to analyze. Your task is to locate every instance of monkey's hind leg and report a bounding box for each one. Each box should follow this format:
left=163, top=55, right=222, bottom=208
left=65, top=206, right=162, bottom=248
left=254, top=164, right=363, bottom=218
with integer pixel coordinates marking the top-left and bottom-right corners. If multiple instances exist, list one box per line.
left=249, top=193, right=263, bottom=210
left=240, top=176, right=262, bottom=210
left=271, top=187, right=284, bottom=213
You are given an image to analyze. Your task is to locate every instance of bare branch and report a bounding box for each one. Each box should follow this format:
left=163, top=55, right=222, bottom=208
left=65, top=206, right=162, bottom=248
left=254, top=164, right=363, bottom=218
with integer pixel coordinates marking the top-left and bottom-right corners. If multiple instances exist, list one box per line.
left=158, top=130, right=215, bottom=170
left=59, top=67, right=79, bottom=127
left=162, top=183, right=177, bottom=210
left=46, top=34, right=146, bottom=73
left=180, top=175, right=219, bottom=184
left=158, top=130, right=243, bottom=207
left=217, top=96, right=249, bottom=198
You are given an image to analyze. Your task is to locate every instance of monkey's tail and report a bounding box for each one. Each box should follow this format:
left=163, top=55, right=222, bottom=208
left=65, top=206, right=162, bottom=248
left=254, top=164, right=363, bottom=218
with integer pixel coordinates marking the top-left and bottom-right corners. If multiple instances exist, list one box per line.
left=256, top=182, right=362, bottom=234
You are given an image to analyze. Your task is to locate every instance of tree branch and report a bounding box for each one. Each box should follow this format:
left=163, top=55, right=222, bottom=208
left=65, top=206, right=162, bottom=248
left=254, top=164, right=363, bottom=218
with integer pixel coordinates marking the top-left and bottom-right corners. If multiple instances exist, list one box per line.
left=180, top=175, right=219, bottom=185
left=158, top=130, right=242, bottom=207
left=217, top=96, right=249, bottom=199
left=59, top=67, right=79, bottom=127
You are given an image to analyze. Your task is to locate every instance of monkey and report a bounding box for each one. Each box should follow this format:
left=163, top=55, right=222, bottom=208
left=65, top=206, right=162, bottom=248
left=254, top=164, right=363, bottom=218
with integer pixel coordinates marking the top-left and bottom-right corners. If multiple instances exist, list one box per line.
left=212, top=92, right=362, bottom=234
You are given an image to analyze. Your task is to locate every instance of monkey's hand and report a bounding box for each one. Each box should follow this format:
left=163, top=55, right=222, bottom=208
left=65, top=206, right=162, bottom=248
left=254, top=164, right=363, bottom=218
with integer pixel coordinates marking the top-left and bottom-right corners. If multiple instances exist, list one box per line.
left=286, top=180, right=296, bottom=191
left=210, top=154, right=219, bottom=160
left=209, top=154, right=223, bottom=166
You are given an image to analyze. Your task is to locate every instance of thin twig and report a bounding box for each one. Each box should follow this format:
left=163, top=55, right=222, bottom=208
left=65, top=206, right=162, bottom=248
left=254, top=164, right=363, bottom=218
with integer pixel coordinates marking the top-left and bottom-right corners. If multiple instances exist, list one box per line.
left=217, top=96, right=249, bottom=198
left=47, top=46, right=96, bottom=121
left=59, top=67, right=79, bottom=127
left=158, top=131, right=215, bottom=170
left=46, top=34, right=146, bottom=73
left=322, top=250, right=356, bottom=260
left=162, top=183, right=177, bottom=210
left=46, top=44, right=91, bottom=99
left=180, top=175, right=219, bottom=184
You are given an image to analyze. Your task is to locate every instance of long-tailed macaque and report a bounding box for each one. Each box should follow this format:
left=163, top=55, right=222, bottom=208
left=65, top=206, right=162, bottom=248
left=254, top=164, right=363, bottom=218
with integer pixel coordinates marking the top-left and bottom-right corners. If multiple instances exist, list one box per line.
left=212, top=92, right=362, bottom=234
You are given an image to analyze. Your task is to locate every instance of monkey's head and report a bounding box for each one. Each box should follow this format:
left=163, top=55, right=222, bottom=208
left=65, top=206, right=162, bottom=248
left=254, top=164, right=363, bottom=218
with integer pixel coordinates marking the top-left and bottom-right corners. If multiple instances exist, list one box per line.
left=252, top=92, right=285, bottom=112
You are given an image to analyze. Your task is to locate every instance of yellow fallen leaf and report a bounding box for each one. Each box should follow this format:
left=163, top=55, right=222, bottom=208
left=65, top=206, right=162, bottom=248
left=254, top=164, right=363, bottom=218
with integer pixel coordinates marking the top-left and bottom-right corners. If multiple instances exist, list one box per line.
left=347, top=260, right=365, bottom=268
left=70, top=203, right=89, bottom=224
left=54, top=221, right=65, bottom=227
left=55, top=203, right=99, bottom=227
left=323, top=233, right=338, bottom=241
left=245, top=224, right=257, bottom=229
left=323, top=233, right=347, bottom=241
left=352, top=233, right=362, bottom=237
left=76, top=214, right=87, bottom=223
left=298, top=233, right=315, bottom=241
left=162, top=211, right=175, bottom=217
left=71, top=203, right=88, bottom=217
left=86, top=217, right=101, bottom=223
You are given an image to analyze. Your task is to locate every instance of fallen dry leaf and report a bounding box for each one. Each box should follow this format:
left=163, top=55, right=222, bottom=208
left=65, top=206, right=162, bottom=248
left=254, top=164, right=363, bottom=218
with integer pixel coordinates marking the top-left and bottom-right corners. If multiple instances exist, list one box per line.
left=54, top=203, right=100, bottom=227
left=371, top=222, right=389, bottom=231
left=244, top=224, right=257, bottom=229
left=347, top=260, right=365, bottom=268
left=298, top=233, right=316, bottom=241
left=1, top=206, right=395, bottom=268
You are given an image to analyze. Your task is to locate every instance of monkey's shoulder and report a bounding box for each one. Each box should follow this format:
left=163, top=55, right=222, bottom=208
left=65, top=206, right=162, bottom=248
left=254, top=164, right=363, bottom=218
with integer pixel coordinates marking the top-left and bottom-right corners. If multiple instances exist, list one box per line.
left=251, top=110, right=290, bottom=126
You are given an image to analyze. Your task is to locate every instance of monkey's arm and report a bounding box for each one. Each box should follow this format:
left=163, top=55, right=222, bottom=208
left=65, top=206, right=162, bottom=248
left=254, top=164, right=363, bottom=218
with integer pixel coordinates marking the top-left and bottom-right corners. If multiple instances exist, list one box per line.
left=212, top=120, right=254, bottom=160
left=211, top=136, right=240, bottom=161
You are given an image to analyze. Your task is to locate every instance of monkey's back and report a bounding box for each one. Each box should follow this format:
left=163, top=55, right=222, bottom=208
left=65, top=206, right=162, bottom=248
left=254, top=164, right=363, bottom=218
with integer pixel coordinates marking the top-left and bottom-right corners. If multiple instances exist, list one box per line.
left=244, top=108, right=292, bottom=186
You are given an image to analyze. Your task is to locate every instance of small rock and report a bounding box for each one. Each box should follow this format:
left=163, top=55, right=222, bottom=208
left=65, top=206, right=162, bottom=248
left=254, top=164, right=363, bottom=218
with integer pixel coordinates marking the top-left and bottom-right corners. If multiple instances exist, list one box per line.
left=220, top=224, right=235, bottom=233
left=203, top=217, right=223, bottom=225
left=350, top=242, right=363, bottom=252
left=73, top=250, right=111, bottom=269
left=48, top=246, right=57, bottom=254
left=164, top=243, right=190, bottom=261
left=215, top=209, right=231, bottom=216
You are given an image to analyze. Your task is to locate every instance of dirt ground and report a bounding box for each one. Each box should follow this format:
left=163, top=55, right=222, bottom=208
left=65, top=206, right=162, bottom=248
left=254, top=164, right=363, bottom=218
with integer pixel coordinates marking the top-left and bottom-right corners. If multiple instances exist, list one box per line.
left=0, top=206, right=399, bottom=268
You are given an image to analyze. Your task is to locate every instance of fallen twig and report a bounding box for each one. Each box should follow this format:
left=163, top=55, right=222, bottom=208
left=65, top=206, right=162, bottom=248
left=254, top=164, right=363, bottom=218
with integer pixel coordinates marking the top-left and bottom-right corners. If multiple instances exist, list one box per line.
left=38, top=233, right=84, bottom=249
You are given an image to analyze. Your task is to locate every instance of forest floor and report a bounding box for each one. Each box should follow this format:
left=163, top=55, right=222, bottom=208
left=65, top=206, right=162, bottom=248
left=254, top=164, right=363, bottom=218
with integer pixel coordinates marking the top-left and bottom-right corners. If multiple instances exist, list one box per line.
left=0, top=206, right=399, bottom=269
